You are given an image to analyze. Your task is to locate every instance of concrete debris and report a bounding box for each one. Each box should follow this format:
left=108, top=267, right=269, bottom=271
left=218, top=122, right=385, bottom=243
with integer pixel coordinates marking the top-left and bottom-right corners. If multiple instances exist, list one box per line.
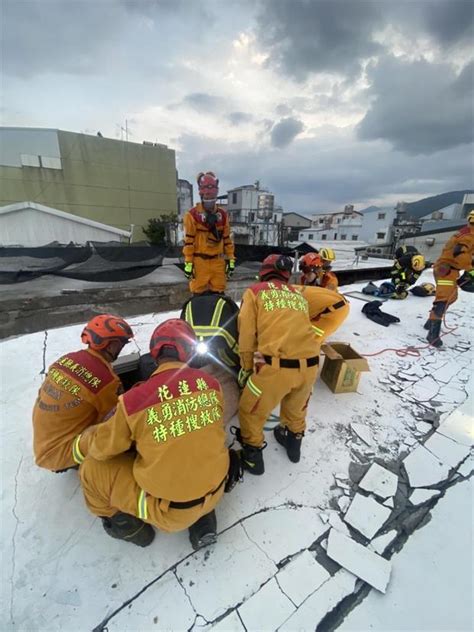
left=409, top=489, right=441, bottom=505
left=404, top=436, right=418, bottom=447
left=383, top=498, right=394, bottom=508
left=368, top=530, right=398, bottom=555
left=437, top=409, right=473, bottom=447
left=279, top=569, right=357, bottom=631
left=238, top=578, right=295, bottom=632
left=397, top=372, right=418, bottom=382
left=211, top=611, right=245, bottom=631
left=421, top=410, right=441, bottom=428
left=276, top=551, right=330, bottom=607
left=358, top=463, right=398, bottom=499
left=338, top=496, right=351, bottom=513
left=326, top=529, right=392, bottom=593
left=320, top=538, right=328, bottom=551
left=414, top=422, right=431, bottom=436
left=350, top=423, right=373, bottom=446
left=423, top=433, right=471, bottom=470
left=403, top=444, right=451, bottom=488
left=320, top=513, right=329, bottom=524
left=344, top=493, right=392, bottom=540
left=328, top=512, right=351, bottom=536
left=336, top=480, right=351, bottom=491
left=457, top=458, right=473, bottom=478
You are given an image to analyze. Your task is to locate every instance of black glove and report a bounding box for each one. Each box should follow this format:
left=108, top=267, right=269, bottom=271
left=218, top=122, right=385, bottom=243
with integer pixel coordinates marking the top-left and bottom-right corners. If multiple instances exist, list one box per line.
left=224, top=448, right=243, bottom=492
left=362, top=301, right=400, bottom=327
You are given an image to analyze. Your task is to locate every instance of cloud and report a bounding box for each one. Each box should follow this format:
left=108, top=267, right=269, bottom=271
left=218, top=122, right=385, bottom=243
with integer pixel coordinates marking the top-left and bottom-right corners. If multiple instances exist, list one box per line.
left=257, top=0, right=383, bottom=81
left=227, top=111, right=254, bottom=125
left=422, top=0, right=474, bottom=46
left=357, top=56, right=474, bottom=154
left=180, top=93, right=227, bottom=113
left=270, top=117, right=304, bottom=148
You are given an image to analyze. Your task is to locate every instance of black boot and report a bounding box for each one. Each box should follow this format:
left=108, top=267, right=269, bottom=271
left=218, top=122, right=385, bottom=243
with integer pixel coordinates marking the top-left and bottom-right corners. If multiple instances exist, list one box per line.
left=102, top=512, right=155, bottom=547
left=189, top=510, right=217, bottom=551
left=427, top=319, right=443, bottom=348
left=231, top=427, right=266, bottom=475
left=274, top=425, right=304, bottom=463
left=423, top=318, right=431, bottom=331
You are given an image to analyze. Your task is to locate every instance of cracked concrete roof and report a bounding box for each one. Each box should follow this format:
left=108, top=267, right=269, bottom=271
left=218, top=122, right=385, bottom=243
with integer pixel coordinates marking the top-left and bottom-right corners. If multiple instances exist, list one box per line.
left=1, top=271, right=472, bottom=630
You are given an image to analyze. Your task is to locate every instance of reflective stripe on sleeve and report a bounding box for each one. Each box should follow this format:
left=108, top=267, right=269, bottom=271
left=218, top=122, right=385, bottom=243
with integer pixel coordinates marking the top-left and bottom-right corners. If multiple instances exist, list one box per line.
left=436, top=280, right=455, bottom=286
left=72, top=434, right=85, bottom=465
left=312, top=325, right=325, bottom=337
left=137, top=489, right=148, bottom=520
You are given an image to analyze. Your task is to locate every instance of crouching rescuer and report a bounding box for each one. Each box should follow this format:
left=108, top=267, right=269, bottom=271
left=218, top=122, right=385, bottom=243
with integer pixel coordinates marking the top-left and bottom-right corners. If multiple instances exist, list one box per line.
left=79, top=319, right=240, bottom=549
left=32, top=314, right=133, bottom=472
left=234, top=254, right=321, bottom=474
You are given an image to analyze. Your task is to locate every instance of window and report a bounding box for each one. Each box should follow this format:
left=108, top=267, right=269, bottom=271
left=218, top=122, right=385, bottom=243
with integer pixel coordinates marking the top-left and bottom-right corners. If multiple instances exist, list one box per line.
left=308, top=233, right=314, bottom=240
left=334, top=233, right=338, bottom=240
left=337, top=218, right=341, bottom=223
left=322, top=234, right=327, bottom=240
left=248, top=212, right=255, bottom=222
left=319, top=218, right=324, bottom=224
left=352, top=235, right=358, bottom=241
left=377, top=232, right=386, bottom=239
left=232, top=192, right=237, bottom=204
left=274, top=214, right=278, bottom=221
left=378, top=213, right=386, bottom=220
left=340, top=234, right=347, bottom=240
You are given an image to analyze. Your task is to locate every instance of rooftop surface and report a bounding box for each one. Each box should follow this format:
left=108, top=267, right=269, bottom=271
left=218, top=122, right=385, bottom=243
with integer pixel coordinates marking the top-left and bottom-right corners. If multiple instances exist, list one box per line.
left=1, top=270, right=472, bottom=631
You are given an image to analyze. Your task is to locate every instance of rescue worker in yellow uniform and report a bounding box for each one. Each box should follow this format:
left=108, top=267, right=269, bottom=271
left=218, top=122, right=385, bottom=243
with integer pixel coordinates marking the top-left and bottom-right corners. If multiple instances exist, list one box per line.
left=390, top=246, right=425, bottom=299
left=235, top=254, right=321, bottom=474
left=182, top=171, right=235, bottom=294
left=79, top=319, right=230, bottom=549
left=32, top=315, right=133, bottom=472
left=425, top=210, right=474, bottom=347
left=299, top=252, right=338, bottom=291
left=295, top=285, right=350, bottom=342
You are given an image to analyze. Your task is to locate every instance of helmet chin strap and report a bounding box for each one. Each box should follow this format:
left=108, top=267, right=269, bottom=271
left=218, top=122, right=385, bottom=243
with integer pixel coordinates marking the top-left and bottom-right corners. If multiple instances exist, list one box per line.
left=202, top=198, right=216, bottom=211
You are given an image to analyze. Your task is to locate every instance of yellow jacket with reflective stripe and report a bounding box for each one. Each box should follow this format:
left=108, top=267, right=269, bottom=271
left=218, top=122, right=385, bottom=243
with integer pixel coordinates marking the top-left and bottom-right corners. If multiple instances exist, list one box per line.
left=437, top=225, right=474, bottom=271
left=88, top=361, right=229, bottom=502
left=295, top=285, right=350, bottom=342
left=182, top=204, right=234, bottom=263
left=238, top=279, right=320, bottom=371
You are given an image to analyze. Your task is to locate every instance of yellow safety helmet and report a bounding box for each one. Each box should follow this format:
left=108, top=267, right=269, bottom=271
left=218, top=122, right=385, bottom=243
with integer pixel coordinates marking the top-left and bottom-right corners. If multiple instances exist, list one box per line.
left=411, top=254, right=425, bottom=272
left=468, top=209, right=474, bottom=225
left=421, top=282, right=435, bottom=295
left=319, top=247, right=336, bottom=262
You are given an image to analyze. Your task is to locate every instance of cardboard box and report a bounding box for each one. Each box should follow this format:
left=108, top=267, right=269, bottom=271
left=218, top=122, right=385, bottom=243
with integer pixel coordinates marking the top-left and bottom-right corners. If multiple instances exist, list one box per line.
left=320, top=342, right=370, bottom=394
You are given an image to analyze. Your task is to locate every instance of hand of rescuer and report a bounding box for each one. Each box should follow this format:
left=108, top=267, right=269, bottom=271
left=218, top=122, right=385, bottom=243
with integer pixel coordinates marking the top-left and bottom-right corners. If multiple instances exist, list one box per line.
left=238, top=368, right=253, bottom=389
left=226, top=259, right=236, bottom=279
left=184, top=261, right=193, bottom=279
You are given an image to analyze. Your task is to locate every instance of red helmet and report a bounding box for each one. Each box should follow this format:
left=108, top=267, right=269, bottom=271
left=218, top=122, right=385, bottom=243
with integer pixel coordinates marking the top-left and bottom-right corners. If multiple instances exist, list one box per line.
left=149, top=318, right=197, bottom=363
left=197, top=171, right=219, bottom=200
left=259, top=254, right=293, bottom=282
left=81, top=314, right=133, bottom=350
left=299, top=252, right=322, bottom=273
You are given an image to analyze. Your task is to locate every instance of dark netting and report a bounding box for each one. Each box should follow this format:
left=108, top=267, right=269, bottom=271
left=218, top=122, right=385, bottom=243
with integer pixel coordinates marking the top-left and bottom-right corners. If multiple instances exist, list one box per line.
left=292, top=242, right=319, bottom=255
left=0, top=246, right=92, bottom=284
left=91, top=242, right=170, bottom=262
left=233, top=244, right=295, bottom=264
left=54, top=250, right=165, bottom=282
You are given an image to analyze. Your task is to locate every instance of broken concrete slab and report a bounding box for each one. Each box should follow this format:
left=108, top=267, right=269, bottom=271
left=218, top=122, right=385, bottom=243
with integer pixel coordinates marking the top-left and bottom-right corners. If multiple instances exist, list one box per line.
left=358, top=463, right=398, bottom=499
left=350, top=423, right=372, bottom=446
left=343, top=493, right=392, bottom=539
left=409, top=489, right=441, bottom=505
left=368, top=530, right=398, bottom=555
left=383, top=498, right=394, bottom=508
left=237, top=578, right=295, bottom=632
left=457, top=458, right=473, bottom=478
left=402, top=444, right=451, bottom=488
left=210, top=611, right=245, bottom=631
left=424, top=433, right=471, bottom=469
left=276, top=551, right=330, bottom=607
left=326, top=529, right=391, bottom=593
left=329, top=512, right=351, bottom=536
left=338, top=496, right=351, bottom=513
left=279, top=569, right=357, bottom=631
left=437, top=409, right=473, bottom=447
left=403, top=376, right=439, bottom=402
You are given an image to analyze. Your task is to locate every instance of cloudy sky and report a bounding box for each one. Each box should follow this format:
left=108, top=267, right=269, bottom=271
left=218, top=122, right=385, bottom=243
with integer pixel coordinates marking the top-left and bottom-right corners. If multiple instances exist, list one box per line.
left=2, top=0, right=473, bottom=213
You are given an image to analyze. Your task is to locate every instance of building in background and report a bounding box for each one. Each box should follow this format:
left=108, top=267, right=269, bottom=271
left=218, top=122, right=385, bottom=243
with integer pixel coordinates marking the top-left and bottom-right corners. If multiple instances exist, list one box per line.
left=358, top=206, right=397, bottom=244
left=226, top=182, right=283, bottom=245
left=460, top=193, right=474, bottom=218
left=300, top=205, right=363, bottom=242
left=282, top=212, right=311, bottom=241
left=0, top=201, right=131, bottom=246
left=0, top=127, right=177, bottom=241
left=177, top=178, right=193, bottom=219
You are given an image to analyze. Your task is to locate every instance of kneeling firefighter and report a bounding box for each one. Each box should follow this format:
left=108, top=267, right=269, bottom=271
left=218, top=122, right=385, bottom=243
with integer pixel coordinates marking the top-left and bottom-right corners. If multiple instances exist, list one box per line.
left=425, top=210, right=474, bottom=347
left=390, top=246, right=425, bottom=299
left=80, top=319, right=241, bottom=550
left=181, top=291, right=240, bottom=425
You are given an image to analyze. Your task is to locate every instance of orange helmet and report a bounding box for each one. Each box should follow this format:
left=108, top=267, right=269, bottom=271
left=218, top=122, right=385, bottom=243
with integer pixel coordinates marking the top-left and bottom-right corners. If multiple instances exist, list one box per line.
left=149, top=318, right=197, bottom=363
left=197, top=171, right=219, bottom=200
left=81, top=314, right=133, bottom=350
left=299, top=252, right=322, bottom=273
left=258, top=254, right=293, bottom=281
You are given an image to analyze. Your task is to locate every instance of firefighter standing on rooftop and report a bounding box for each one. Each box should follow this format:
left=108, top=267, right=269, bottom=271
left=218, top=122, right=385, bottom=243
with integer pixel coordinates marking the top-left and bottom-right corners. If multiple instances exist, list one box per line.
left=79, top=319, right=230, bottom=549
left=234, top=254, right=321, bottom=475
left=182, top=171, right=235, bottom=294
left=425, top=210, right=474, bottom=347
left=32, top=314, right=133, bottom=473
left=390, top=245, right=425, bottom=299
left=299, top=248, right=339, bottom=291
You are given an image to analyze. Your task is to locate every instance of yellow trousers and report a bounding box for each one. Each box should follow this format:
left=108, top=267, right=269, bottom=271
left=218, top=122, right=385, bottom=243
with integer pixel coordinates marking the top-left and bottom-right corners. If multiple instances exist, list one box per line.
left=80, top=453, right=225, bottom=533
left=429, top=264, right=459, bottom=320
left=190, top=257, right=227, bottom=294
left=238, top=362, right=319, bottom=447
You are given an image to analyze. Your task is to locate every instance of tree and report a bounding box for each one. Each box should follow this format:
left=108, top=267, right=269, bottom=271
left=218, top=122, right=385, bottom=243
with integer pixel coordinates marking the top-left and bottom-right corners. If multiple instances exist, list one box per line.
left=143, top=214, right=179, bottom=246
